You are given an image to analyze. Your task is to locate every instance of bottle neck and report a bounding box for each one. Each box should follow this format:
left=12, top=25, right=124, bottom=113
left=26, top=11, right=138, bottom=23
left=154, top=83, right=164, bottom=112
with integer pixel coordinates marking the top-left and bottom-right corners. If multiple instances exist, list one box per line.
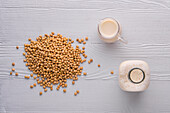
left=128, top=68, right=145, bottom=84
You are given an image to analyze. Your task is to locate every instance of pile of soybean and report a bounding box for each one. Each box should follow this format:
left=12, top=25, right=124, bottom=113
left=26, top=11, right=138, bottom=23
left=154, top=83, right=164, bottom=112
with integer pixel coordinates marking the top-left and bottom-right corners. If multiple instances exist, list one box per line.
left=16, top=32, right=89, bottom=95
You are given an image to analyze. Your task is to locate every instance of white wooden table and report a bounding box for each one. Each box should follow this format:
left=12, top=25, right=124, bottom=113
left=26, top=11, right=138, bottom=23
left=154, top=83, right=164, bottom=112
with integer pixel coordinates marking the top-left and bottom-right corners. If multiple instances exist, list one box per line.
left=0, top=0, right=170, bottom=113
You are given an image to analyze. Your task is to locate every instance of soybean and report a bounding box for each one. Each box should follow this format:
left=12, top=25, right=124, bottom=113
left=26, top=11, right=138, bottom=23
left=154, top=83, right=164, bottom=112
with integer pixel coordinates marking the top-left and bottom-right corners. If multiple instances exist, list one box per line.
left=12, top=62, right=15, bottom=66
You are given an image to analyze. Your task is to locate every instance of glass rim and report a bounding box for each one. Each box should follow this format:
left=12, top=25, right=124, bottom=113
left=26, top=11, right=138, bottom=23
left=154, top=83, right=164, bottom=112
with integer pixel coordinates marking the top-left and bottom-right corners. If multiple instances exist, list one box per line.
left=98, top=17, right=121, bottom=39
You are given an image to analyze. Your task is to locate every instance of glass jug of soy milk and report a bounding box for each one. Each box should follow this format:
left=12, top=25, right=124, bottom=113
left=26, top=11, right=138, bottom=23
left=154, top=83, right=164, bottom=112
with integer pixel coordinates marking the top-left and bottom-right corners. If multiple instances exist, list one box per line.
left=98, top=18, right=127, bottom=44
left=119, top=60, right=150, bottom=92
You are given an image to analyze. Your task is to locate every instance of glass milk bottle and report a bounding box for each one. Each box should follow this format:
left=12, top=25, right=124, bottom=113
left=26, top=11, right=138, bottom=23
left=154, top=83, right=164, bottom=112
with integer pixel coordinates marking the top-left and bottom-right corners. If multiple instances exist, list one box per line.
left=119, top=60, right=150, bottom=92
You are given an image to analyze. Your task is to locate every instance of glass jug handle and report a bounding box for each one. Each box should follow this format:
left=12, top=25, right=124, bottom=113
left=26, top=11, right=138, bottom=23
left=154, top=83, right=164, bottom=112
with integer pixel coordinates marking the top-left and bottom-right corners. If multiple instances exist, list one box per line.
left=118, top=36, right=128, bottom=44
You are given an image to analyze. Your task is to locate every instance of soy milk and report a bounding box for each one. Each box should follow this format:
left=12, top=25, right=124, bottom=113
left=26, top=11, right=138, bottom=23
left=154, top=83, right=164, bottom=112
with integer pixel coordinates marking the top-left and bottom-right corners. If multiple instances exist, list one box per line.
left=98, top=18, right=121, bottom=43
